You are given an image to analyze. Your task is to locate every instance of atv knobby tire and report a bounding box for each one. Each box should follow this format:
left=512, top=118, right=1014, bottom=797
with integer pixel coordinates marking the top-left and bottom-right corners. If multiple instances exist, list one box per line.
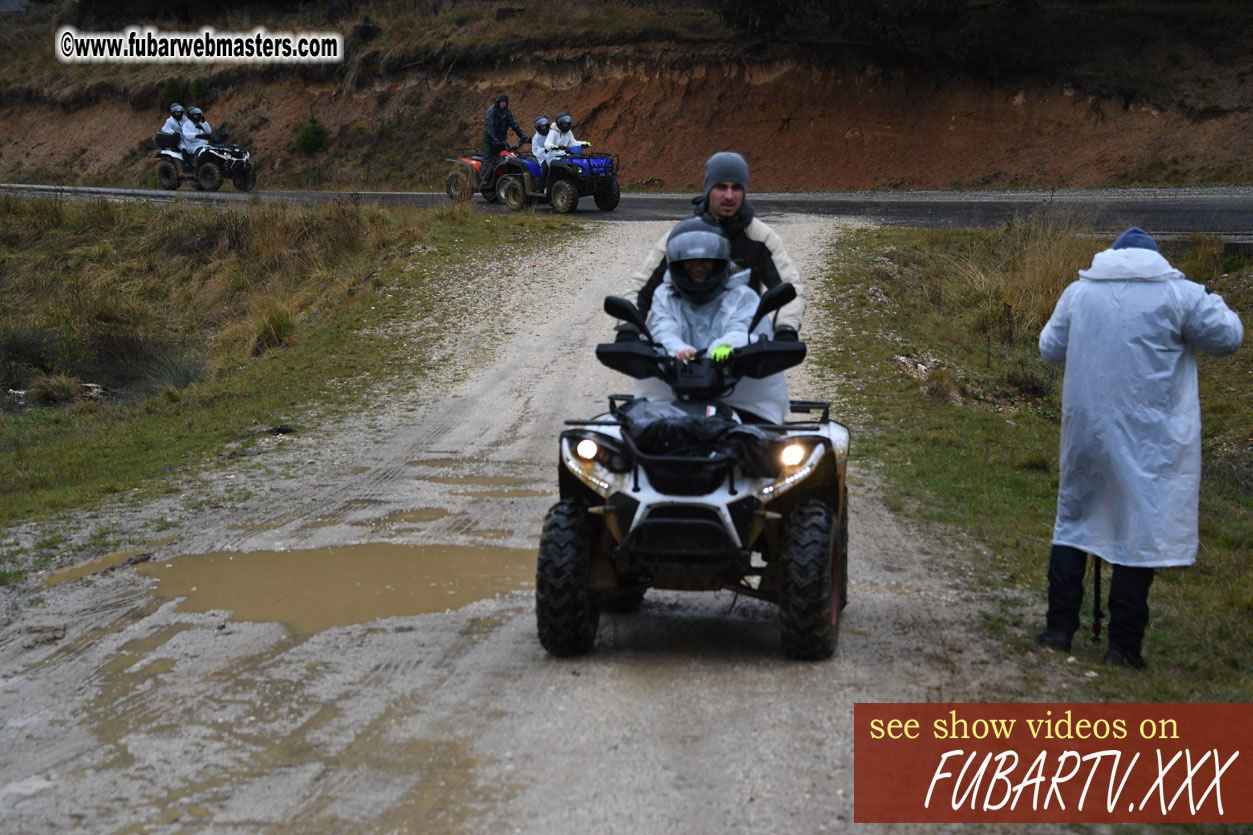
left=498, top=175, right=528, bottom=211
left=779, top=499, right=840, bottom=659
left=536, top=499, right=599, bottom=655
left=550, top=179, right=579, bottom=214
left=232, top=167, right=256, bottom=192
left=593, top=178, right=620, bottom=211
left=156, top=161, right=180, bottom=190
left=196, top=160, right=223, bottom=192
left=445, top=169, right=471, bottom=202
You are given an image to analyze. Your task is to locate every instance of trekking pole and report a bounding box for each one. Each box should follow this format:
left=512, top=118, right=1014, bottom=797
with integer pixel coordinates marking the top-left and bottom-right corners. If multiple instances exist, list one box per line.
left=1091, top=557, right=1104, bottom=643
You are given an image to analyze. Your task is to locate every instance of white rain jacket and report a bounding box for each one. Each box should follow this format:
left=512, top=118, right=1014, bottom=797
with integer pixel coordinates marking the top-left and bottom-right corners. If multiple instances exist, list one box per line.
left=1039, top=246, right=1243, bottom=567
left=532, top=129, right=558, bottom=164
left=160, top=116, right=185, bottom=146
left=182, top=118, right=212, bottom=156
left=635, top=268, right=791, bottom=424
left=547, top=128, right=582, bottom=154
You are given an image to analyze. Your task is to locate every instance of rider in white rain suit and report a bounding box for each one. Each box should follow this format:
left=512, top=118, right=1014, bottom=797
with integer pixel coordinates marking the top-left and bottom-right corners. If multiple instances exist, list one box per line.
left=1035, top=226, right=1243, bottom=668
left=635, top=217, right=790, bottom=424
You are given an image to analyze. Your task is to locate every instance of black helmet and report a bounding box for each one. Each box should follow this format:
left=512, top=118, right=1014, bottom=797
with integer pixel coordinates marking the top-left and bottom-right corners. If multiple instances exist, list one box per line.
left=666, top=217, right=731, bottom=306
left=533, top=115, right=550, bottom=133
left=170, top=103, right=184, bottom=119
left=188, top=107, right=204, bottom=123
left=555, top=111, right=572, bottom=132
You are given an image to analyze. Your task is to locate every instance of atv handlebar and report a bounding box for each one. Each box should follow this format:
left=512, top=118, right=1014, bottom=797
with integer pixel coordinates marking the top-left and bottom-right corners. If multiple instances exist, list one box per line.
left=594, top=339, right=806, bottom=402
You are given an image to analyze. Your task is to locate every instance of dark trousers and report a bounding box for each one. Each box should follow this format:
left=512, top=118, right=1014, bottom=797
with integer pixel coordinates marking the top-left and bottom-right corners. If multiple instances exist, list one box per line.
left=482, top=141, right=507, bottom=183
left=1046, top=544, right=1155, bottom=655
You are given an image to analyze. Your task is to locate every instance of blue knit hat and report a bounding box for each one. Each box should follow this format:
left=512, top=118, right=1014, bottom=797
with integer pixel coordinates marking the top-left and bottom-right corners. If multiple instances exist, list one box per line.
left=1111, top=227, right=1158, bottom=252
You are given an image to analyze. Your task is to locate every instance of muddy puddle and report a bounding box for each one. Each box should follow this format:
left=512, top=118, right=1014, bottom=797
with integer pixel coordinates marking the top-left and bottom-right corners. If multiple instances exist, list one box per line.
left=137, top=544, right=535, bottom=633
left=374, top=508, right=455, bottom=526
left=457, top=489, right=552, bottom=499
left=44, top=550, right=151, bottom=587
left=421, top=475, right=533, bottom=487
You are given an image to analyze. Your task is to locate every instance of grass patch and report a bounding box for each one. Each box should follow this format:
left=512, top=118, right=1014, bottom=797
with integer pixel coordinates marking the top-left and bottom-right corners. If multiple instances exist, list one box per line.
left=813, top=219, right=1251, bottom=700
left=0, top=194, right=577, bottom=533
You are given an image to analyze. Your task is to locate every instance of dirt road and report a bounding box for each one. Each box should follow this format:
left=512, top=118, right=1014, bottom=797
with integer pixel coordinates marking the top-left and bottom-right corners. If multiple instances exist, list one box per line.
left=0, top=216, right=1065, bottom=833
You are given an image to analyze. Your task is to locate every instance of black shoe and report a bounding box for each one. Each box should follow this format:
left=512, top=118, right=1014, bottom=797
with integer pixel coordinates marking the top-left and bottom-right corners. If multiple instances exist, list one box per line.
left=1035, top=629, right=1072, bottom=652
left=1104, top=646, right=1147, bottom=670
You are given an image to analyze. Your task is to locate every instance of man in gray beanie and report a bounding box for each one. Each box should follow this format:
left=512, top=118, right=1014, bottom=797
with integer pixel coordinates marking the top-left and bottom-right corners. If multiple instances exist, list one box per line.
left=618, top=151, right=806, bottom=342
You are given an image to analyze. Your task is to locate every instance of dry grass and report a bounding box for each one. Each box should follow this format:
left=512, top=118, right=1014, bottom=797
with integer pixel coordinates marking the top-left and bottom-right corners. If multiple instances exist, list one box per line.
left=0, top=194, right=396, bottom=400
left=921, top=213, right=1101, bottom=342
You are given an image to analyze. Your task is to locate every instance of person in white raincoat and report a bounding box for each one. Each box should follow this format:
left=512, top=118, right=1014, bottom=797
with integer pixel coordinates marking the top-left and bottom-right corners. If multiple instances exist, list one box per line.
left=1035, top=227, right=1243, bottom=668
left=181, top=107, right=212, bottom=159
left=634, top=217, right=790, bottom=424
left=161, top=103, right=186, bottom=141
left=547, top=111, right=584, bottom=155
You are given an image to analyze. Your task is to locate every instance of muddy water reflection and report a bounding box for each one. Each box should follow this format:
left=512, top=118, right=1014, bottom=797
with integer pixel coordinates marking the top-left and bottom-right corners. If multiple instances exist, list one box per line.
left=138, top=544, right=535, bottom=634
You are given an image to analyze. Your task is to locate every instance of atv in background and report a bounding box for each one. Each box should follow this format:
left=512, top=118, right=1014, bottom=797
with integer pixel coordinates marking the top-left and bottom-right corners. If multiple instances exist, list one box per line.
left=444, top=145, right=526, bottom=204
left=495, top=144, right=620, bottom=213
left=537, top=285, right=850, bottom=659
left=154, top=131, right=255, bottom=192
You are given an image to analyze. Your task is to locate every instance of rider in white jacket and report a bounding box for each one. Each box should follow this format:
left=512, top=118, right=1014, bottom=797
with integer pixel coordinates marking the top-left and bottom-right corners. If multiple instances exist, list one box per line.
left=635, top=217, right=789, bottom=424
left=161, top=103, right=186, bottom=139
left=531, top=116, right=558, bottom=165
left=547, top=111, right=584, bottom=155
left=181, top=107, right=212, bottom=158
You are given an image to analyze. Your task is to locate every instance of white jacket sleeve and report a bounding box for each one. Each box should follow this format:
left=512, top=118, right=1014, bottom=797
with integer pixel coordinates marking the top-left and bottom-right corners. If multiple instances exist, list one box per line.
left=648, top=288, right=695, bottom=355
left=713, top=287, right=759, bottom=349
left=755, top=221, right=806, bottom=333
left=622, top=229, right=670, bottom=309
left=1182, top=285, right=1243, bottom=357
left=1039, top=283, right=1075, bottom=367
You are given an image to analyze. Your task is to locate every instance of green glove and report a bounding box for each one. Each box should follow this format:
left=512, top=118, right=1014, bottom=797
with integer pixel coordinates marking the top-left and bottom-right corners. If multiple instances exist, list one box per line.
left=710, top=344, right=733, bottom=363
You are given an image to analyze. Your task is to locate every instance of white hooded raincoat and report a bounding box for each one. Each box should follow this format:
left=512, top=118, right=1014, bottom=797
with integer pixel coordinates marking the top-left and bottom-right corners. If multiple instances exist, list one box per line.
left=635, top=268, right=790, bottom=424
left=1039, top=246, right=1243, bottom=567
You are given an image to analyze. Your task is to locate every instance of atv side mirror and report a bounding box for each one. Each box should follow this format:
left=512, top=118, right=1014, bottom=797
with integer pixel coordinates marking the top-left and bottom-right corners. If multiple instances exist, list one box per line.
left=749, top=282, right=797, bottom=333
left=604, top=296, right=652, bottom=341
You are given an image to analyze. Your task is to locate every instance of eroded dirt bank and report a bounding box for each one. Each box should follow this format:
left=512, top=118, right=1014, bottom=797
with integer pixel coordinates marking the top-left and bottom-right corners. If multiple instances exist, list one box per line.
left=1, top=48, right=1248, bottom=190
left=0, top=216, right=1092, bottom=832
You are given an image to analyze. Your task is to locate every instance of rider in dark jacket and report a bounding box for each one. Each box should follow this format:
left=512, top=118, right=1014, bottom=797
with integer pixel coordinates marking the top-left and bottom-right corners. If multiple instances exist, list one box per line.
left=482, top=93, right=527, bottom=188
left=618, top=152, right=805, bottom=341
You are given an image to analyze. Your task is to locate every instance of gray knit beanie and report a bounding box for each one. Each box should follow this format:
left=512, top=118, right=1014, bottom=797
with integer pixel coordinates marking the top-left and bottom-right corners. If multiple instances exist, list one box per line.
left=703, top=151, right=749, bottom=195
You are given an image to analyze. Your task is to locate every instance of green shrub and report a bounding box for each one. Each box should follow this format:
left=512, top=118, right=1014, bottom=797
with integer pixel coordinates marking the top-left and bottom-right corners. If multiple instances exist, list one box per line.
left=295, top=118, right=330, bottom=155
left=190, top=77, right=209, bottom=101
left=159, top=77, right=184, bottom=107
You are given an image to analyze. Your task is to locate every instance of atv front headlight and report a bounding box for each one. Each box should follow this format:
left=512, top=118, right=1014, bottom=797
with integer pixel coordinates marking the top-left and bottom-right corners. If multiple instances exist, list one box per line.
left=760, top=444, right=823, bottom=500
left=561, top=433, right=632, bottom=498
left=780, top=443, right=806, bottom=467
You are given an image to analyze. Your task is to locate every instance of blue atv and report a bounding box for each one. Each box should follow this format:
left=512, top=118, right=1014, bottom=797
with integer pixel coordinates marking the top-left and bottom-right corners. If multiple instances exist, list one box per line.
left=495, top=145, right=621, bottom=213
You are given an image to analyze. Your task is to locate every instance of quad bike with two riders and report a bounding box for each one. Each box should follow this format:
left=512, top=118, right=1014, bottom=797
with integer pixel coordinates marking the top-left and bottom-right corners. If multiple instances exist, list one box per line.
left=536, top=284, right=850, bottom=659
left=154, top=131, right=255, bottom=192
left=494, top=144, right=621, bottom=213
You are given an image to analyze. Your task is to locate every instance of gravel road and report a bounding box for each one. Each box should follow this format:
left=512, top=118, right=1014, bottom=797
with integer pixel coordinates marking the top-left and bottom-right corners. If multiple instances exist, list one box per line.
left=0, top=215, right=1081, bottom=833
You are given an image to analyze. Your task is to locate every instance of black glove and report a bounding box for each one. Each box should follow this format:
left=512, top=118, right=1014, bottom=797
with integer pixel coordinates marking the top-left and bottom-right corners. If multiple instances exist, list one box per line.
left=773, top=327, right=799, bottom=342
left=614, top=329, right=639, bottom=343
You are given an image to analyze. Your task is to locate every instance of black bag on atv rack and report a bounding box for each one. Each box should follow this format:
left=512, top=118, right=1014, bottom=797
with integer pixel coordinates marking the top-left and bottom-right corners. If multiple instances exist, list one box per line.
left=154, top=132, right=182, bottom=150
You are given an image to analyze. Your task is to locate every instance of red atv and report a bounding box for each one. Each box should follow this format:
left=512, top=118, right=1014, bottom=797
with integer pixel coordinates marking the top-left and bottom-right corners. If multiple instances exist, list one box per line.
left=444, top=144, right=526, bottom=204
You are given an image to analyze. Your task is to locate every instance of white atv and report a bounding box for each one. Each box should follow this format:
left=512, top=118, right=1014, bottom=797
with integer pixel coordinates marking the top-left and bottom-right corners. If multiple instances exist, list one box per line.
left=537, top=285, right=850, bottom=659
left=154, top=130, right=255, bottom=192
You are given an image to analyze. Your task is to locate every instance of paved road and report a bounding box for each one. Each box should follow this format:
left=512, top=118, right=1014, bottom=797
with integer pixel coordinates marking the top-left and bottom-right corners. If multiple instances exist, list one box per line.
left=2, top=181, right=1251, bottom=239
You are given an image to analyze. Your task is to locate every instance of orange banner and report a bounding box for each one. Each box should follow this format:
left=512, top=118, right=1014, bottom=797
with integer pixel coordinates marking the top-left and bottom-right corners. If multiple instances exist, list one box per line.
left=854, top=703, right=1252, bottom=823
